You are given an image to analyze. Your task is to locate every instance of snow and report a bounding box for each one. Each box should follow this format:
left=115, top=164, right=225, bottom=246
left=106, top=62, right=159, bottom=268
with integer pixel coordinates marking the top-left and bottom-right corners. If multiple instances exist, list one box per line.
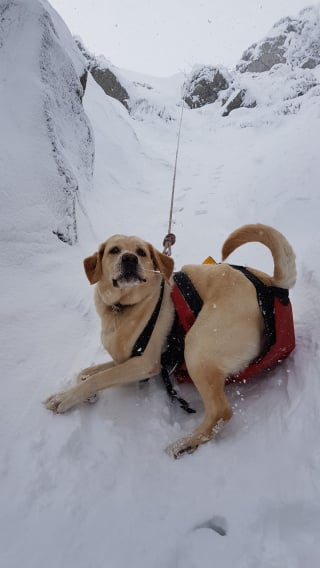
left=1, top=1, right=320, bottom=567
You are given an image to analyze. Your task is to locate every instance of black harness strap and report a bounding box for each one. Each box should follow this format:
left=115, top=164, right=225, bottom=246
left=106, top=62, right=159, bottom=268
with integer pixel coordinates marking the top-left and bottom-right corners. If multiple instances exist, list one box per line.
left=132, top=279, right=195, bottom=413
left=131, top=279, right=165, bottom=357
left=160, top=273, right=199, bottom=414
left=173, top=271, right=203, bottom=315
left=230, top=265, right=289, bottom=360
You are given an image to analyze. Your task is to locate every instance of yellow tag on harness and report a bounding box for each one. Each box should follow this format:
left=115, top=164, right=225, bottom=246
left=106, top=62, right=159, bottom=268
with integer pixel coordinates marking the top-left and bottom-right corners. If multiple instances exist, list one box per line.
left=202, top=256, right=216, bottom=265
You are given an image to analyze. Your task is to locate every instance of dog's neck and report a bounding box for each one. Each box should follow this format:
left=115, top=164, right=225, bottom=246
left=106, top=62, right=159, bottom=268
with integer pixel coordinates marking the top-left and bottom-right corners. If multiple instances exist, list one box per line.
left=109, top=302, right=131, bottom=313
left=108, top=277, right=165, bottom=315
left=108, top=302, right=134, bottom=314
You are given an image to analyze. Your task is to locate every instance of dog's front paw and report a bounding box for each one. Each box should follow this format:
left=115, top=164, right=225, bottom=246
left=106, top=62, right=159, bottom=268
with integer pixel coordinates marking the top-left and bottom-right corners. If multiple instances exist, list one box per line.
left=44, top=387, right=80, bottom=414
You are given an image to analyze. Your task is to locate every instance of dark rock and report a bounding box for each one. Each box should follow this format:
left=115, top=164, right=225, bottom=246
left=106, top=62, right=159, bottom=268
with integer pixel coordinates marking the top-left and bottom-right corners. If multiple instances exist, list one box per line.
left=184, top=66, right=229, bottom=109
left=222, top=89, right=256, bottom=117
left=79, top=69, right=88, bottom=98
left=75, top=38, right=130, bottom=110
left=90, top=65, right=129, bottom=109
left=301, top=58, right=318, bottom=69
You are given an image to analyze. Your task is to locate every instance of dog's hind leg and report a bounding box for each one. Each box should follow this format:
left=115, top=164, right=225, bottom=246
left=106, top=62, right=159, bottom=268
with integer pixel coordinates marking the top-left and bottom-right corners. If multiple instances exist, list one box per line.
left=166, top=364, right=232, bottom=458
left=166, top=331, right=232, bottom=458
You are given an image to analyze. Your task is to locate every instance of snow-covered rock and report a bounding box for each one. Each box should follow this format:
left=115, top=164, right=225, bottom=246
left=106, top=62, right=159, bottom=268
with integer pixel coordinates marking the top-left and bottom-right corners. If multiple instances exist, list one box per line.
left=183, top=64, right=230, bottom=108
left=0, top=0, right=94, bottom=247
left=237, top=5, right=320, bottom=73
left=76, top=38, right=130, bottom=110
left=76, top=38, right=182, bottom=121
left=182, top=65, right=257, bottom=115
left=222, top=88, right=257, bottom=117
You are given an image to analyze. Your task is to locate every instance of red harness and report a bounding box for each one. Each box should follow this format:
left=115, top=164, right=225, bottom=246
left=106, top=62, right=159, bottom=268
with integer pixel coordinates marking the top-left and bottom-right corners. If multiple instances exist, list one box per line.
left=171, top=268, right=295, bottom=384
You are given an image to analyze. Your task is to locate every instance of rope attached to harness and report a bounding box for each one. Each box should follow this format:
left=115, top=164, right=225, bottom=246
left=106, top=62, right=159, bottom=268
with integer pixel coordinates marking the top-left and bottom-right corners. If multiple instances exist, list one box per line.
left=162, top=233, right=176, bottom=257
left=162, top=100, right=185, bottom=257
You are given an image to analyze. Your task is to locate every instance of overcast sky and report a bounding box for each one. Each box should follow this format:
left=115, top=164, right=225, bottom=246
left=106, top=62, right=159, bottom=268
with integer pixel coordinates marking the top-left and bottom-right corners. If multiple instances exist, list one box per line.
left=49, top=0, right=314, bottom=76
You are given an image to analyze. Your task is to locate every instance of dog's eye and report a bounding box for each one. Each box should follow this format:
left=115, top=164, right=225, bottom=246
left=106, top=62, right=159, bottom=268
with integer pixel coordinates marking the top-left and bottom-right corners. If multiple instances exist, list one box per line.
left=109, top=246, right=120, bottom=255
left=136, top=247, right=147, bottom=257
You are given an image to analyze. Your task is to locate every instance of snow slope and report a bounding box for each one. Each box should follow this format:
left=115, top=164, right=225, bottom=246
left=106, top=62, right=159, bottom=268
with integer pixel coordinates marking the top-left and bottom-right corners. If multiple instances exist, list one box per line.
left=1, top=2, right=320, bottom=567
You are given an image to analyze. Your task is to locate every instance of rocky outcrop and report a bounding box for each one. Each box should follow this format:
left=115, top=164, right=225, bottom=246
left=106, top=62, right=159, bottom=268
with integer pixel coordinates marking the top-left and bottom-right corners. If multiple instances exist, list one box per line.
left=239, top=37, right=286, bottom=73
left=183, top=65, right=257, bottom=116
left=75, top=38, right=129, bottom=110
left=238, top=6, right=320, bottom=73
left=90, top=66, right=129, bottom=110
left=75, top=38, right=180, bottom=122
left=182, top=6, right=320, bottom=117
left=183, top=65, right=230, bottom=108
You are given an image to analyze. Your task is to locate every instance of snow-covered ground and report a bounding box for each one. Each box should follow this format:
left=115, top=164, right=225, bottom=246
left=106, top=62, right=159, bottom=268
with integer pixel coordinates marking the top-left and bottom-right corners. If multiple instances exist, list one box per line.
left=1, top=1, right=320, bottom=567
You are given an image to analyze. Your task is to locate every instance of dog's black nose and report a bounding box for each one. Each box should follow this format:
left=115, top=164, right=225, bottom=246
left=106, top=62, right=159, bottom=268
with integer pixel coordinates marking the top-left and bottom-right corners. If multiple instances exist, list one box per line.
left=122, top=253, right=138, bottom=265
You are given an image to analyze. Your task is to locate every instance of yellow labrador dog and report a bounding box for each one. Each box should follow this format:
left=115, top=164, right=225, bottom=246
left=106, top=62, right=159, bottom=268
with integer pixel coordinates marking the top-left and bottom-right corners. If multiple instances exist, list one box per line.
left=46, top=224, right=296, bottom=457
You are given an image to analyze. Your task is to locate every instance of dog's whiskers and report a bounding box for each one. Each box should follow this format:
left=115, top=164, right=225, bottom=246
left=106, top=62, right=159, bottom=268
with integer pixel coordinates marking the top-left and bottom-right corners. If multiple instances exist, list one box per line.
left=144, top=268, right=162, bottom=274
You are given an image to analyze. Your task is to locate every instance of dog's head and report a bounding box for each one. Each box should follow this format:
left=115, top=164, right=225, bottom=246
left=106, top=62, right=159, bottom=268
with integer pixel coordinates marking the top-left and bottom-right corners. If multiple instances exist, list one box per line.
left=83, top=235, right=174, bottom=305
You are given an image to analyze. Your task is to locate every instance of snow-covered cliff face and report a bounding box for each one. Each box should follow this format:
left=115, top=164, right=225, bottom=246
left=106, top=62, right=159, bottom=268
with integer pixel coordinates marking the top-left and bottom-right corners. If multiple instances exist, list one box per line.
left=0, top=0, right=93, bottom=247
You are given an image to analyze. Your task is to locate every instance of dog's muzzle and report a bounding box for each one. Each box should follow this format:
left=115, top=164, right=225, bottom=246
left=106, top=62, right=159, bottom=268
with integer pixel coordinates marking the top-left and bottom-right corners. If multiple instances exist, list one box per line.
left=113, top=253, right=146, bottom=287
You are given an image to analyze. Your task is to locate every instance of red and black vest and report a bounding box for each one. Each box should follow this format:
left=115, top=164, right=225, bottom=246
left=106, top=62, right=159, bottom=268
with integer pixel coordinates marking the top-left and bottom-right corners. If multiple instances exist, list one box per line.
left=166, top=267, right=295, bottom=384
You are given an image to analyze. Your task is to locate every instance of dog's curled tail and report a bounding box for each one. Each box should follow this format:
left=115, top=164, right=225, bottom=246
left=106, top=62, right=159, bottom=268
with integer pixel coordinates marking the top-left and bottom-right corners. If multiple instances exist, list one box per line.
left=221, top=223, right=296, bottom=289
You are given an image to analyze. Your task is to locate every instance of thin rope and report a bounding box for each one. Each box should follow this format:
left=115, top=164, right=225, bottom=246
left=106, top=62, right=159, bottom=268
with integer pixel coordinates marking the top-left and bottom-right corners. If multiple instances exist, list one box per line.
left=163, top=99, right=185, bottom=256
left=169, top=99, right=185, bottom=234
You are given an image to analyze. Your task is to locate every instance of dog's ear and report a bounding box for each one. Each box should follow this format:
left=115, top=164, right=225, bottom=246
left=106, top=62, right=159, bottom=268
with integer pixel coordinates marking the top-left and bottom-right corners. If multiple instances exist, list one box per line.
left=149, top=245, right=174, bottom=281
left=83, top=244, right=105, bottom=284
